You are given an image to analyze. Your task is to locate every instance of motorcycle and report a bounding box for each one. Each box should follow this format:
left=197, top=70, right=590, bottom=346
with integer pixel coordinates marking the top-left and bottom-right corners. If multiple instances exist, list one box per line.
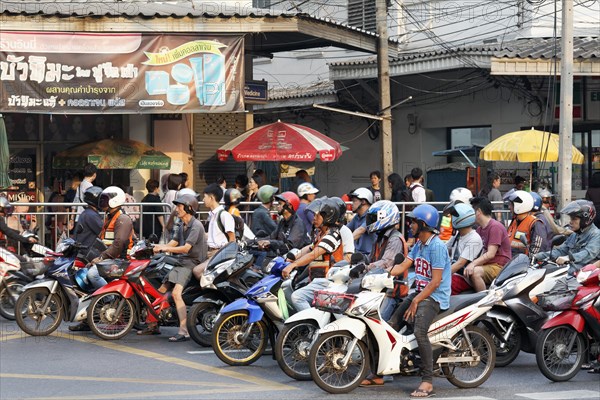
left=535, top=263, right=600, bottom=382
left=86, top=241, right=203, bottom=340
left=306, top=252, right=507, bottom=394
left=186, top=241, right=263, bottom=347
left=14, top=238, right=100, bottom=336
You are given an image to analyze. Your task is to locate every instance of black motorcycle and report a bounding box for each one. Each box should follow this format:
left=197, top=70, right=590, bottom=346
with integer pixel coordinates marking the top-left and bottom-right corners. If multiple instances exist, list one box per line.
left=186, top=241, right=263, bottom=347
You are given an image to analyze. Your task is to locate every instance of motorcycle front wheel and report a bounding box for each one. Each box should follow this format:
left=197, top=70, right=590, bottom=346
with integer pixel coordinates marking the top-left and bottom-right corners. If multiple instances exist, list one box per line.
left=441, top=325, right=496, bottom=388
left=187, top=302, right=221, bottom=347
left=212, top=310, right=267, bottom=366
left=490, top=322, right=522, bottom=367
left=0, top=281, right=26, bottom=320
left=88, top=293, right=136, bottom=340
left=15, top=287, right=64, bottom=336
left=308, top=331, right=369, bottom=394
left=535, top=325, right=585, bottom=382
left=275, top=320, right=320, bottom=381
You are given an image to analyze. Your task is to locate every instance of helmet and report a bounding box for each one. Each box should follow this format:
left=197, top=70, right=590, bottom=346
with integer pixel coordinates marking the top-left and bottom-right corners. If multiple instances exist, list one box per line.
left=366, top=200, right=400, bottom=233
left=560, top=200, right=596, bottom=231
left=317, top=199, right=340, bottom=227
left=224, top=188, right=243, bottom=207
left=257, top=185, right=278, bottom=204
left=507, top=190, right=534, bottom=215
left=173, top=194, right=199, bottom=216
left=451, top=203, right=476, bottom=229
left=538, top=188, right=553, bottom=198
left=83, top=186, right=103, bottom=207
left=0, top=196, right=14, bottom=216
left=449, top=187, right=473, bottom=204
left=530, top=192, right=542, bottom=212
left=349, top=187, right=374, bottom=204
left=297, top=182, right=319, bottom=198
left=178, top=188, right=197, bottom=198
left=98, top=186, right=126, bottom=210
left=274, top=191, right=300, bottom=213
left=407, top=204, right=439, bottom=233
left=330, top=197, right=348, bottom=224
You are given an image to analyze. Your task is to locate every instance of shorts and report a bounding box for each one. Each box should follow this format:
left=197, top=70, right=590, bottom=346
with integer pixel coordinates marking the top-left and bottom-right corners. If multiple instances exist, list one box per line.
left=480, top=263, right=503, bottom=284
left=165, top=262, right=194, bottom=287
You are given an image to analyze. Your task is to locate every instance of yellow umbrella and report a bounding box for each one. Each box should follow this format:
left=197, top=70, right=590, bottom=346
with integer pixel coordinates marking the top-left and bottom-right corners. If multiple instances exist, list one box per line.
left=480, top=128, right=584, bottom=164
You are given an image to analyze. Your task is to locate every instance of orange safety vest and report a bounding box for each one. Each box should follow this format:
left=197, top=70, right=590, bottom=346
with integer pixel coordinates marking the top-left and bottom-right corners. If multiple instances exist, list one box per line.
left=308, top=228, right=344, bottom=280
left=100, top=209, right=133, bottom=258
left=439, top=214, right=453, bottom=242
left=507, top=214, right=538, bottom=255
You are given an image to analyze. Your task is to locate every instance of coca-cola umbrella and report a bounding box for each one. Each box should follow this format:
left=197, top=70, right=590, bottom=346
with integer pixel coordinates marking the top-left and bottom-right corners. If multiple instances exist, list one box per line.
left=217, top=121, right=343, bottom=162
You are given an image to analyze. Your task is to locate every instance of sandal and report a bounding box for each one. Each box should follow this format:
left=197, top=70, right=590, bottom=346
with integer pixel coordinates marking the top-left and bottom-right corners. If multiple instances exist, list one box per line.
left=359, top=375, right=384, bottom=387
left=137, top=326, right=161, bottom=335
left=169, top=334, right=190, bottom=342
left=410, top=388, right=436, bottom=398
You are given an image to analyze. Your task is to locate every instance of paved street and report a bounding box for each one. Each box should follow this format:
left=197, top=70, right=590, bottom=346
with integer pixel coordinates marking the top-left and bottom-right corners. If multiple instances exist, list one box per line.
left=1, top=319, right=599, bottom=400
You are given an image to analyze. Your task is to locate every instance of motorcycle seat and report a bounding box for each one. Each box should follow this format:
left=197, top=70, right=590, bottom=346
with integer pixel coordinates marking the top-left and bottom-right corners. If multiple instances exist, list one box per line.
left=433, top=292, right=487, bottom=323
left=544, top=265, right=565, bottom=275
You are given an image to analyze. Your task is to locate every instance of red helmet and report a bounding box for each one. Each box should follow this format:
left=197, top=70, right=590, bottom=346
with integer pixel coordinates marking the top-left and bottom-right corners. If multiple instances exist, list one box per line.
left=274, top=191, right=300, bottom=212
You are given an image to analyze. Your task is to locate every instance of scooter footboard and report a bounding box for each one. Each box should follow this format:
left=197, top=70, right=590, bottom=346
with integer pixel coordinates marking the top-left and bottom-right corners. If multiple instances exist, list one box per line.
left=319, top=316, right=366, bottom=339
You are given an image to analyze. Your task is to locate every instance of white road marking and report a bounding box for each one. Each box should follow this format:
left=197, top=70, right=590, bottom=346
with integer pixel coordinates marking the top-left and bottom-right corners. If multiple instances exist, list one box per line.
left=516, top=390, right=600, bottom=400
left=186, top=350, right=215, bottom=354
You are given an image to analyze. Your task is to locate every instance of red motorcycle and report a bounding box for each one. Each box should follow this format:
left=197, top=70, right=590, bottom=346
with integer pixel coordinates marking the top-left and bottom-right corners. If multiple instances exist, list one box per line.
left=535, top=264, right=600, bottom=381
left=86, top=241, right=201, bottom=340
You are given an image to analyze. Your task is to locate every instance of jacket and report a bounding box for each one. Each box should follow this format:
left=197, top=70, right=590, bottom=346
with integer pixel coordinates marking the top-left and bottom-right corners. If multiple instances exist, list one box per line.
left=100, top=209, right=134, bottom=259
left=268, top=213, right=310, bottom=254
left=537, top=224, right=600, bottom=274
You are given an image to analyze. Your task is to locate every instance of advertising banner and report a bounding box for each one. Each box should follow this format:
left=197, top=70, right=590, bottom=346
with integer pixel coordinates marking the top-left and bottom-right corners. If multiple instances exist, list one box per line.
left=0, top=32, right=245, bottom=113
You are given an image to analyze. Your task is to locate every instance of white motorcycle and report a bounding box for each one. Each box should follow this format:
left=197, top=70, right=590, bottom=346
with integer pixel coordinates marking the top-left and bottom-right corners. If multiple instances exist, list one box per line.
left=307, top=257, right=505, bottom=394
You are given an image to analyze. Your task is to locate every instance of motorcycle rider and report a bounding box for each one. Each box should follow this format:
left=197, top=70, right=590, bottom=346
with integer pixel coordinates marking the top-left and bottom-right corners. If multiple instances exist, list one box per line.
left=0, top=196, right=37, bottom=263
left=347, top=188, right=376, bottom=258
left=72, top=186, right=103, bottom=250
left=506, top=190, right=548, bottom=255
left=388, top=204, right=451, bottom=397
left=439, top=187, right=473, bottom=242
left=530, top=191, right=555, bottom=246
left=535, top=200, right=600, bottom=291
left=138, top=194, right=206, bottom=342
left=331, top=196, right=356, bottom=262
left=296, top=182, right=319, bottom=234
left=70, top=186, right=134, bottom=332
left=250, top=185, right=278, bottom=237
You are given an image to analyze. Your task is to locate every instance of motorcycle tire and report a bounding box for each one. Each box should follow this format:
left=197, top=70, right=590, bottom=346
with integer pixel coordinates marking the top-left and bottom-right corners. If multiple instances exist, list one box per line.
left=0, top=281, right=26, bottom=320
left=211, top=310, right=267, bottom=366
left=492, top=325, right=522, bottom=367
left=308, top=331, right=369, bottom=394
left=275, top=320, right=319, bottom=381
left=187, top=302, right=221, bottom=347
left=15, top=287, right=64, bottom=336
left=87, top=293, right=136, bottom=340
left=535, top=325, right=585, bottom=382
left=442, top=325, right=496, bottom=389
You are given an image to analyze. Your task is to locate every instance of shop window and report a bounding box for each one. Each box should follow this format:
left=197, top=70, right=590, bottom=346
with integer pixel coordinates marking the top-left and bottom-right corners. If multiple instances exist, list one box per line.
left=5, top=114, right=40, bottom=141
left=449, top=126, right=491, bottom=149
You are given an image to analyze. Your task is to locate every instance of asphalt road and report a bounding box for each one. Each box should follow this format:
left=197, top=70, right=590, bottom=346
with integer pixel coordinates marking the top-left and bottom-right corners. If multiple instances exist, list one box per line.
left=1, top=319, right=599, bottom=400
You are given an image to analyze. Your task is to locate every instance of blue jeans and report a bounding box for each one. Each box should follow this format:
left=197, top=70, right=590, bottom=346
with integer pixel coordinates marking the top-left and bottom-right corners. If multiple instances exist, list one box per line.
left=87, top=265, right=107, bottom=289
left=290, top=278, right=330, bottom=312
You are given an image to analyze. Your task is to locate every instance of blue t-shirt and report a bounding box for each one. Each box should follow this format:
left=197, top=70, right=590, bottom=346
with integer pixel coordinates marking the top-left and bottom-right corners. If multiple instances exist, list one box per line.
left=408, top=234, right=451, bottom=310
left=347, top=212, right=376, bottom=256
left=297, top=202, right=314, bottom=235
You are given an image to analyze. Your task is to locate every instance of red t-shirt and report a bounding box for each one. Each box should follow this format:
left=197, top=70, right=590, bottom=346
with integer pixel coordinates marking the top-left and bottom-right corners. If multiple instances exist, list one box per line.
left=476, top=218, right=511, bottom=266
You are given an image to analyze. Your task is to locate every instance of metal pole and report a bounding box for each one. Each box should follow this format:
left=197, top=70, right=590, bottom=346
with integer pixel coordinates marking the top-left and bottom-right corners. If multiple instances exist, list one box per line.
left=376, top=0, right=393, bottom=199
left=558, top=0, right=573, bottom=222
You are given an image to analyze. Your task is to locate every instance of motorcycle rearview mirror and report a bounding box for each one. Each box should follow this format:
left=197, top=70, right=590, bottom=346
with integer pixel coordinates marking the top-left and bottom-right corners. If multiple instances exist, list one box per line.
left=518, top=233, right=528, bottom=247
left=350, top=252, right=368, bottom=266
left=394, top=253, right=405, bottom=265
left=148, top=234, right=159, bottom=244
left=551, top=235, right=566, bottom=247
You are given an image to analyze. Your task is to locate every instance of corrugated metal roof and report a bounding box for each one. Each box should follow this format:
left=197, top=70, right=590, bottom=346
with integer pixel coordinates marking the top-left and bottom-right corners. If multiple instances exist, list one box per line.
left=269, top=81, right=336, bottom=100
left=0, top=1, right=379, bottom=38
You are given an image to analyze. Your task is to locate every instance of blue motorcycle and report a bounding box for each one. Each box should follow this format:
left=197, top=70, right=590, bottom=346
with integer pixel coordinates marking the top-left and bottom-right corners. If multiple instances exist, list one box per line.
left=211, top=256, right=292, bottom=366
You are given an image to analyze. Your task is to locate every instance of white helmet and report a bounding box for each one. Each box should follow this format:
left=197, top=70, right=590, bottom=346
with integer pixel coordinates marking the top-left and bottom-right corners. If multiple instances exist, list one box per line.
left=297, top=182, right=319, bottom=198
left=507, top=190, right=534, bottom=215
left=349, top=187, right=374, bottom=205
left=177, top=188, right=197, bottom=198
left=538, top=188, right=553, bottom=198
left=98, top=186, right=126, bottom=210
left=449, top=187, right=473, bottom=204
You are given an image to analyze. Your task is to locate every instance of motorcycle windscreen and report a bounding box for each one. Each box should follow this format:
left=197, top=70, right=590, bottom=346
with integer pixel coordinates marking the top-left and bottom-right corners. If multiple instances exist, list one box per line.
left=494, top=254, right=530, bottom=287
left=206, top=242, right=238, bottom=271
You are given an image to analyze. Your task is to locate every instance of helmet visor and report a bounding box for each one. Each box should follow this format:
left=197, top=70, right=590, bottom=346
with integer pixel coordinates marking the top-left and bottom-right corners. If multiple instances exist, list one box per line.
left=3, top=203, right=14, bottom=216
left=98, top=193, right=111, bottom=210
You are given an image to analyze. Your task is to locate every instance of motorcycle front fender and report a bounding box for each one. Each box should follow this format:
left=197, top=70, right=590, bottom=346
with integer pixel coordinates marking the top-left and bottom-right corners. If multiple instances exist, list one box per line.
left=91, top=279, right=134, bottom=299
left=191, top=291, right=226, bottom=306
left=6, top=271, right=32, bottom=284
left=221, top=298, right=264, bottom=324
left=285, top=307, right=331, bottom=328
left=22, top=279, right=57, bottom=293
left=540, top=310, right=586, bottom=332
left=318, top=316, right=367, bottom=340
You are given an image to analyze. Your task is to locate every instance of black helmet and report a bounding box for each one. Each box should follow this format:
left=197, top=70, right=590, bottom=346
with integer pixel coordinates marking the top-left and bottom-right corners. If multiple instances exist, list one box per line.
left=173, top=194, right=199, bottom=216
left=560, top=200, right=596, bottom=231
left=224, top=188, right=243, bottom=207
left=83, top=186, right=103, bottom=208
left=0, top=196, right=14, bottom=216
left=318, top=199, right=340, bottom=227
left=330, top=197, right=348, bottom=224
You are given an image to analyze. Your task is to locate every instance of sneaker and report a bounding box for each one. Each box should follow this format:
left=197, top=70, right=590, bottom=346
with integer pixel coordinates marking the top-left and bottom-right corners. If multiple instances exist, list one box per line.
left=68, top=323, right=91, bottom=332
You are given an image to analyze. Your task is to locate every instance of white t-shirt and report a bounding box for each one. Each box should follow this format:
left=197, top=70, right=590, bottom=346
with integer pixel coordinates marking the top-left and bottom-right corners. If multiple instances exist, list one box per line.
left=339, top=225, right=356, bottom=255
left=207, top=206, right=235, bottom=249
left=410, top=183, right=426, bottom=203
left=74, top=179, right=93, bottom=218
left=447, top=230, right=483, bottom=263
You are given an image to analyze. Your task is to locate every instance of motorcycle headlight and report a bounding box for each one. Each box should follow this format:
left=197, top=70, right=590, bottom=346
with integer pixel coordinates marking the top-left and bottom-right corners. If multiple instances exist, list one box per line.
left=264, top=260, right=276, bottom=274
left=350, top=298, right=379, bottom=316
left=478, top=289, right=504, bottom=307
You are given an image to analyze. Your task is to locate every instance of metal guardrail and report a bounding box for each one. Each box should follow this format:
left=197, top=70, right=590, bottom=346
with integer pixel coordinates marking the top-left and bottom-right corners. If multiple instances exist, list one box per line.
left=4, top=200, right=513, bottom=253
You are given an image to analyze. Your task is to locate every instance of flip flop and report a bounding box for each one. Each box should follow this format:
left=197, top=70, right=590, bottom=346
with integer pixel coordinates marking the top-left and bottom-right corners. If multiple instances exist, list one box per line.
left=169, top=334, right=190, bottom=342
left=410, top=388, right=436, bottom=398
left=359, top=376, right=384, bottom=387
left=137, top=327, right=161, bottom=335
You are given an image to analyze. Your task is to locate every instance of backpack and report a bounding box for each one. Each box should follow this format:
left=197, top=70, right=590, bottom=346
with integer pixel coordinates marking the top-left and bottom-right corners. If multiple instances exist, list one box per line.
left=425, top=188, right=435, bottom=202
left=215, top=209, right=245, bottom=240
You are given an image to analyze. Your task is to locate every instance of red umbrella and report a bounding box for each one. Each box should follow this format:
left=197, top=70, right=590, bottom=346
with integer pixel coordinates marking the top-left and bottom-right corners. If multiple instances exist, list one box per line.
left=217, top=121, right=343, bottom=162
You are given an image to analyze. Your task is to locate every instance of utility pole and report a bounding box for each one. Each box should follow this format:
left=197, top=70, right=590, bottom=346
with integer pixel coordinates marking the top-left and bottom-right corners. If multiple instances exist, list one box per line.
left=558, top=0, right=573, bottom=221
left=376, top=0, right=393, bottom=199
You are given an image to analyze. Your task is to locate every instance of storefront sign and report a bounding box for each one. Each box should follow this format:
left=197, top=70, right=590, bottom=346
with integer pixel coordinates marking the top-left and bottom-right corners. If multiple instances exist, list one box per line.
left=244, top=81, right=268, bottom=104
left=0, top=32, right=245, bottom=113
